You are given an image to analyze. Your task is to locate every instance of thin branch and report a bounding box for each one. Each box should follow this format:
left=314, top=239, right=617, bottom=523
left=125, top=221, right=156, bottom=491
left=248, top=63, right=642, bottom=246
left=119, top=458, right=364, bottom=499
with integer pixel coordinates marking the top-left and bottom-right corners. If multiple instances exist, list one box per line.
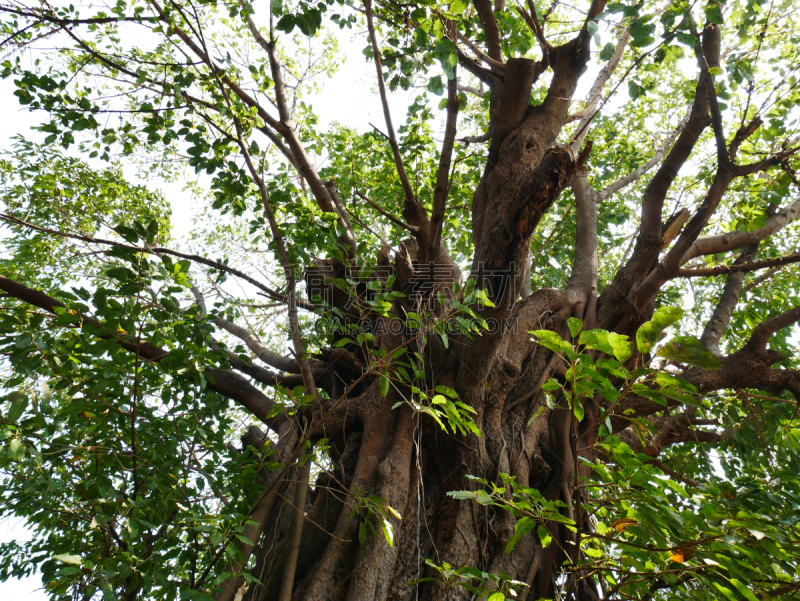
left=364, top=0, right=427, bottom=231
left=427, top=46, right=460, bottom=263
left=596, top=110, right=690, bottom=202
left=676, top=251, right=800, bottom=278
left=456, top=29, right=505, bottom=72
left=569, top=24, right=630, bottom=151
left=0, top=213, right=315, bottom=310
left=354, top=189, right=420, bottom=234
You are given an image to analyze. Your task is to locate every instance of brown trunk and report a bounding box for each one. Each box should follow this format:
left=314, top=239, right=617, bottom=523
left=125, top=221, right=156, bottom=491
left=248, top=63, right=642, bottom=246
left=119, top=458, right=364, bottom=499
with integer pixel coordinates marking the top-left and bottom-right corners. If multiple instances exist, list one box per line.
left=240, top=283, right=604, bottom=601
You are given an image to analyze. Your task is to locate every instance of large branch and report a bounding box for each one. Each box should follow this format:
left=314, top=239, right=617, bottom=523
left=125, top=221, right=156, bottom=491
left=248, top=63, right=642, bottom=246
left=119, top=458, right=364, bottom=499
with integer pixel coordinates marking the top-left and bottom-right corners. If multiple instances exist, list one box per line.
left=472, top=0, right=504, bottom=62
left=564, top=167, right=598, bottom=306
left=0, top=275, right=285, bottom=430
left=699, top=243, right=759, bottom=356
left=214, top=316, right=301, bottom=373
left=634, top=166, right=736, bottom=308
left=471, top=36, right=588, bottom=283
left=691, top=24, right=729, bottom=168
left=596, top=36, right=716, bottom=329
left=680, top=195, right=800, bottom=263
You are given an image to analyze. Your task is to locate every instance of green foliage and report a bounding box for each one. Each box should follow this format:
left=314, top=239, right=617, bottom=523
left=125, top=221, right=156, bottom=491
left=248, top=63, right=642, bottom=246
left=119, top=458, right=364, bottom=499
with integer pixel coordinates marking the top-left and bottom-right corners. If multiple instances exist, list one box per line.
left=450, top=319, right=800, bottom=600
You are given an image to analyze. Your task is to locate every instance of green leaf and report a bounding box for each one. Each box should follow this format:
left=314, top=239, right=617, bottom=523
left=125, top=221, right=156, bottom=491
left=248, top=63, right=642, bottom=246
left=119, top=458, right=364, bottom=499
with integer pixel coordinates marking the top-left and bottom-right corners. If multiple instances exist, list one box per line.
left=53, top=554, right=83, bottom=565
left=380, top=374, right=390, bottom=397
left=607, top=332, right=632, bottom=363
left=9, top=439, right=25, bottom=460
left=567, top=317, right=583, bottom=338
left=4, top=392, right=27, bottom=423
left=573, top=397, right=585, bottom=422
left=505, top=515, right=535, bottom=554
left=538, top=524, right=552, bottom=548
left=656, top=335, right=722, bottom=369
left=636, top=306, right=683, bottom=354
left=448, top=490, right=477, bottom=500
left=705, top=5, right=724, bottom=24
left=531, top=330, right=574, bottom=358
left=728, top=578, right=759, bottom=601
left=427, top=76, right=444, bottom=96
left=599, top=42, right=616, bottom=61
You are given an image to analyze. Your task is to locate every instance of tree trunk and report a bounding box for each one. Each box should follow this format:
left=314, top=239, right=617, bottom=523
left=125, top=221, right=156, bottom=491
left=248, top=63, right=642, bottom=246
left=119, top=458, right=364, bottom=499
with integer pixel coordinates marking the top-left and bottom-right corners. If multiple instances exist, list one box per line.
left=243, top=291, right=595, bottom=601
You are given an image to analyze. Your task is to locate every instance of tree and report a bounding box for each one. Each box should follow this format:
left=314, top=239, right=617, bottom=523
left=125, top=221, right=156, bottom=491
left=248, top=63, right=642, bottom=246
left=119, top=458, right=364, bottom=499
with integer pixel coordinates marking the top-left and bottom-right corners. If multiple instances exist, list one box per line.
left=0, top=0, right=799, bottom=598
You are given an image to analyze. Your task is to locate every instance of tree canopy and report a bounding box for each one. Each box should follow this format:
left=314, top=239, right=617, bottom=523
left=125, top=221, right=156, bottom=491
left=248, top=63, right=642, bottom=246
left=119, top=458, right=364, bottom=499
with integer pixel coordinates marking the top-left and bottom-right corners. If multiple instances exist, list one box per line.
left=1, top=0, right=800, bottom=599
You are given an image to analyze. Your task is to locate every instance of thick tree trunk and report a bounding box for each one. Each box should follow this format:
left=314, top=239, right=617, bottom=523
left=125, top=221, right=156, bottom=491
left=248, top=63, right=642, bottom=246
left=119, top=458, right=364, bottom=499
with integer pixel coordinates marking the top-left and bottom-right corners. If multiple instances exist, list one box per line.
left=240, top=283, right=600, bottom=601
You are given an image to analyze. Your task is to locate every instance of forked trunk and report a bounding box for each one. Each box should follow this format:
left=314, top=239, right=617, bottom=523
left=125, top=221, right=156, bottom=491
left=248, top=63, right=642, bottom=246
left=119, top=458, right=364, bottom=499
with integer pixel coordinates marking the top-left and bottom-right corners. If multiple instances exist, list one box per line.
left=243, top=289, right=603, bottom=601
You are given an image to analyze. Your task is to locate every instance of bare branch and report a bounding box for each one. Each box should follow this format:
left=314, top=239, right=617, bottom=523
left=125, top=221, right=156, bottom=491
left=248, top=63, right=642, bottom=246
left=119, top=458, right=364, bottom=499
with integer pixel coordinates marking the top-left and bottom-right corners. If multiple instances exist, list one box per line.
left=745, top=304, right=800, bottom=352
left=454, top=47, right=497, bottom=88
left=364, top=0, right=428, bottom=233
left=427, top=51, right=461, bottom=263
left=681, top=196, right=800, bottom=263
left=677, top=251, right=800, bottom=278
left=700, top=243, right=759, bottom=356
left=214, top=316, right=301, bottom=374
left=473, top=0, right=504, bottom=62
left=569, top=25, right=631, bottom=151
left=354, top=189, right=420, bottom=234
left=456, top=29, right=505, bottom=72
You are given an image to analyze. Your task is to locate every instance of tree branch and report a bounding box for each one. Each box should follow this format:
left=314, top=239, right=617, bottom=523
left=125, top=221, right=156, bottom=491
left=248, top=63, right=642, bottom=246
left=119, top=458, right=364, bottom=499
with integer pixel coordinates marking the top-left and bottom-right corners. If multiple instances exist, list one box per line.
left=681, top=196, right=800, bottom=264
left=699, top=243, right=759, bottom=356
left=677, top=251, right=800, bottom=278
left=745, top=304, right=800, bottom=352
left=596, top=110, right=690, bottom=202
left=565, top=167, right=598, bottom=305
left=569, top=25, right=630, bottom=152
left=354, top=189, right=419, bottom=234
left=213, top=316, right=301, bottom=373
left=456, top=29, right=505, bottom=72
left=0, top=275, right=285, bottom=430
left=277, top=460, right=311, bottom=601
left=364, top=0, right=428, bottom=234
left=426, top=52, right=460, bottom=264
left=473, top=0, right=504, bottom=62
